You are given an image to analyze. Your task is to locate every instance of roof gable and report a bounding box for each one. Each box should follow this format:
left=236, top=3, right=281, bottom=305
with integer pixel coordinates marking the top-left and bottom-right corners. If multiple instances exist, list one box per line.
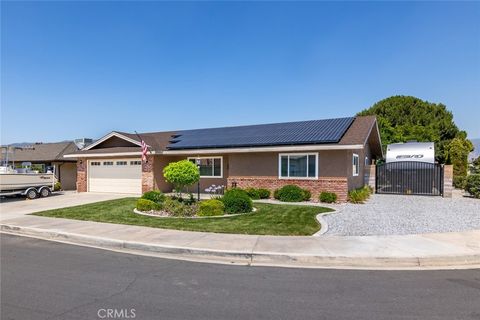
left=83, top=132, right=142, bottom=151
left=92, top=136, right=140, bottom=149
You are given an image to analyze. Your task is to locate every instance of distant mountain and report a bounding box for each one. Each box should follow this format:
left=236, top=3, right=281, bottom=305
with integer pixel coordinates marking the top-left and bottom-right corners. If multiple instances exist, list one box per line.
left=5, top=142, right=34, bottom=147
left=470, top=138, right=480, bottom=161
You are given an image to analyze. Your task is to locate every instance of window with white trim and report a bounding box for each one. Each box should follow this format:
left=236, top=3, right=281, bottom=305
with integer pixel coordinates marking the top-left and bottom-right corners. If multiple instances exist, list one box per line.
left=188, top=157, right=222, bottom=178
left=279, top=153, right=317, bottom=179
left=91, top=161, right=101, bottom=166
left=116, top=161, right=127, bottom=166
left=103, top=161, right=113, bottom=166
left=130, top=161, right=141, bottom=165
left=353, top=154, right=359, bottom=176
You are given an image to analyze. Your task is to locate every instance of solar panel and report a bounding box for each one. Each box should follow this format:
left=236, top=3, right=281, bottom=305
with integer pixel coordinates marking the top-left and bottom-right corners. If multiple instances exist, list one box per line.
left=167, top=117, right=354, bottom=150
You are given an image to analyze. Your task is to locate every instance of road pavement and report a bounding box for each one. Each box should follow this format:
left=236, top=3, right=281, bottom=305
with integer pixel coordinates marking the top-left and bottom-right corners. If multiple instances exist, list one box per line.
left=1, top=234, right=480, bottom=320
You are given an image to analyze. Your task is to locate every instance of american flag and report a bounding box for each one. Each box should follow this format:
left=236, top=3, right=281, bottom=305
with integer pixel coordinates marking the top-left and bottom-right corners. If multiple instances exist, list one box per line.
left=141, top=139, right=148, bottom=162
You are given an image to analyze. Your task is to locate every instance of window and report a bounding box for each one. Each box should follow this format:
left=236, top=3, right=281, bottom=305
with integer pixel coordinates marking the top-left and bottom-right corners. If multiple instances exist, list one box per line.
left=188, top=157, right=222, bottom=178
left=116, top=161, right=127, bottom=166
left=91, top=161, right=101, bottom=166
left=279, top=153, right=317, bottom=179
left=130, top=161, right=141, bottom=166
left=103, top=161, right=113, bottom=166
left=365, top=157, right=369, bottom=166
left=353, top=154, right=359, bottom=176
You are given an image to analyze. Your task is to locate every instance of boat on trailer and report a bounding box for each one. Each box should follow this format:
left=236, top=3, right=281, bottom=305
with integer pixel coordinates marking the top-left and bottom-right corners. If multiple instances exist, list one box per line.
left=0, top=166, right=55, bottom=199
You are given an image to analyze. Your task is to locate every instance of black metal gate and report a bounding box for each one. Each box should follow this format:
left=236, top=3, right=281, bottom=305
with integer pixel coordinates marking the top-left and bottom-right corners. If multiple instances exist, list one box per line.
left=376, top=161, right=444, bottom=196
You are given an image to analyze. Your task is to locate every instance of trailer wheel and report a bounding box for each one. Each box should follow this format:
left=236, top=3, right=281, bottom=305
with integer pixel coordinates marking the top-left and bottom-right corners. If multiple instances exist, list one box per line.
left=26, top=189, right=38, bottom=200
left=40, top=188, right=51, bottom=198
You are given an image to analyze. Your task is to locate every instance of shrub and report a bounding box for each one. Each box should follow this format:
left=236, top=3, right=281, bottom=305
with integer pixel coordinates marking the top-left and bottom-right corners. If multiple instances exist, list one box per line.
left=162, top=197, right=198, bottom=217
left=302, top=189, right=311, bottom=201
left=171, top=193, right=197, bottom=205
left=198, top=199, right=225, bottom=217
left=222, top=188, right=253, bottom=214
left=257, top=188, right=271, bottom=199
left=274, top=185, right=305, bottom=202
left=163, top=160, right=200, bottom=194
left=136, top=198, right=161, bottom=211
left=453, top=176, right=467, bottom=189
left=464, top=174, right=480, bottom=199
left=54, top=181, right=62, bottom=191
left=348, top=186, right=371, bottom=204
left=319, top=192, right=337, bottom=203
left=245, top=188, right=260, bottom=200
left=141, top=190, right=165, bottom=203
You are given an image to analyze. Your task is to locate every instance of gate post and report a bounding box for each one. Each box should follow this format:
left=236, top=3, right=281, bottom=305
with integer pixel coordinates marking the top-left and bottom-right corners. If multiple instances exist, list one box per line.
left=443, top=165, right=453, bottom=198
left=364, top=165, right=376, bottom=191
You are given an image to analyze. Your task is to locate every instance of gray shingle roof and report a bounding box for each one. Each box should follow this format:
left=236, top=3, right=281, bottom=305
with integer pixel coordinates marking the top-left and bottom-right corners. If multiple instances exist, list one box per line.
left=167, top=117, right=355, bottom=150
left=1, top=141, right=78, bottom=162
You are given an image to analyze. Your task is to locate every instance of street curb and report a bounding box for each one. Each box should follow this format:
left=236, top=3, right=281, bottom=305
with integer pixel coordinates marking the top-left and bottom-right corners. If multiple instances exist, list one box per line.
left=2, top=224, right=480, bottom=270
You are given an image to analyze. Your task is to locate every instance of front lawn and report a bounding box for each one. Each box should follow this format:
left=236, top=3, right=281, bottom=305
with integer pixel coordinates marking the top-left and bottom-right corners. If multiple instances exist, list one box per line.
left=32, top=198, right=333, bottom=236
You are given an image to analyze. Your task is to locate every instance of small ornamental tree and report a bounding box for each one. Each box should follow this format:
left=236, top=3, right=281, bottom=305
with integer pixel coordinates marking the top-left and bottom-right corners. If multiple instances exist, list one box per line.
left=163, top=160, right=200, bottom=196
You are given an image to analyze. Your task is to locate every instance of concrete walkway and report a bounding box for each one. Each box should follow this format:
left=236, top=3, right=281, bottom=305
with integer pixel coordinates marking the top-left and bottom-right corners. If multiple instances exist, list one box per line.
left=1, top=214, right=479, bottom=269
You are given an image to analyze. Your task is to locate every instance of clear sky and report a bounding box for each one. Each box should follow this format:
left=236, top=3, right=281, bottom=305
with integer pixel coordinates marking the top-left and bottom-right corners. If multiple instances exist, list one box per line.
left=1, top=1, right=479, bottom=144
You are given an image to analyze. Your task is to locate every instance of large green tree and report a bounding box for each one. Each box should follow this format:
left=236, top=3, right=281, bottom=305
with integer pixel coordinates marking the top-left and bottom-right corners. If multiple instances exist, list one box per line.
left=358, top=96, right=472, bottom=165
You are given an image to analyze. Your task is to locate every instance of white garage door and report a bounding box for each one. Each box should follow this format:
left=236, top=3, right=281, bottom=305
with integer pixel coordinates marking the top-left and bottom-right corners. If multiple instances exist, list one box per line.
left=88, top=159, right=142, bottom=194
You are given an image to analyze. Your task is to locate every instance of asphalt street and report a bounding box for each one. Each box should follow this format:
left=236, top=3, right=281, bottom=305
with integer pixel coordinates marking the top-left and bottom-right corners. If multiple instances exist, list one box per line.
left=1, top=234, right=479, bottom=320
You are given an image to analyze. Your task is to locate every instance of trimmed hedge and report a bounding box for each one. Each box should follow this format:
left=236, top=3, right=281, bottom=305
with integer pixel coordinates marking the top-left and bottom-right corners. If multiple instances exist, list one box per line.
left=245, top=188, right=261, bottom=200
left=141, top=190, right=165, bottom=203
left=136, top=198, right=161, bottom=211
left=465, top=174, right=480, bottom=198
left=258, top=188, right=271, bottom=199
left=198, top=199, right=225, bottom=217
left=244, top=188, right=271, bottom=199
left=222, top=188, right=253, bottom=214
left=302, top=189, right=311, bottom=201
left=274, top=185, right=306, bottom=202
left=319, top=192, right=337, bottom=203
left=348, top=186, right=371, bottom=204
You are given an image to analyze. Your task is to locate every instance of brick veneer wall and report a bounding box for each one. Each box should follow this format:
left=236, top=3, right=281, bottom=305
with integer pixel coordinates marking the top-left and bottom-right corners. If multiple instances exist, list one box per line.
left=142, top=155, right=155, bottom=194
left=443, top=164, right=453, bottom=198
left=227, top=176, right=349, bottom=202
left=76, top=158, right=87, bottom=192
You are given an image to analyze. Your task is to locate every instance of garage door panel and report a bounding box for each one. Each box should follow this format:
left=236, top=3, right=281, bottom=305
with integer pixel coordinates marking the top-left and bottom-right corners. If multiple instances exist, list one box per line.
left=88, top=159, right=141, bottom=194
left=89, top=178, right=141, bottom=194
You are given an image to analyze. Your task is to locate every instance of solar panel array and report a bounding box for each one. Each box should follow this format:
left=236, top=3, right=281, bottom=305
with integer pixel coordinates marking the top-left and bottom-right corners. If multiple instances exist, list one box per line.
left=167, top=117, right=355, bottom=150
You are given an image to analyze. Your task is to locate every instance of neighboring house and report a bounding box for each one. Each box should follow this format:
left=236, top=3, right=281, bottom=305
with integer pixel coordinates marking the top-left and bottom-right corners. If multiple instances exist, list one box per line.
left=65, top=116, right=382, bottom=201
left=1, top=141, right=80, bottom=190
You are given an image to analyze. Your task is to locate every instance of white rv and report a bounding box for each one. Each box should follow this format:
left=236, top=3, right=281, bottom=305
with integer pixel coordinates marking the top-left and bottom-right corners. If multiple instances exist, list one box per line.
left=386, top=142, right=435, bottom=164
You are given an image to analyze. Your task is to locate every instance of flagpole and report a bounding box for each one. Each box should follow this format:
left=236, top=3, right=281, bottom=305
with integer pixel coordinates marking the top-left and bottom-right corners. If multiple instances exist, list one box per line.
left=135, top=131, right=149, bottom=163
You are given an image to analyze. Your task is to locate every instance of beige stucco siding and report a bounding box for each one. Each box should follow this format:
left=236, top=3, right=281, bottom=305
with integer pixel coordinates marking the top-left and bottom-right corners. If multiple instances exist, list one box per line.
left=228, top=151, right=349, bottom=178
left=58, top=162, right=77, bottom=190
left=153, top=149, right=367, bottom=193
left=153, top=155, right=229, bottom=193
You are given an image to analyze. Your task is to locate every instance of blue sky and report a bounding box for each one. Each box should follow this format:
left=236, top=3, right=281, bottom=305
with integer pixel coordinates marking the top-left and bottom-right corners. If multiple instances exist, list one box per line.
left=1, top=1, right=479, bottom=144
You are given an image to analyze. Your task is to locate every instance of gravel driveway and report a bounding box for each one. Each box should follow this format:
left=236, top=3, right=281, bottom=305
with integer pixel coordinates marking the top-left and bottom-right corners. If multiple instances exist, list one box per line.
left=323, top=194, right=480, bottom=236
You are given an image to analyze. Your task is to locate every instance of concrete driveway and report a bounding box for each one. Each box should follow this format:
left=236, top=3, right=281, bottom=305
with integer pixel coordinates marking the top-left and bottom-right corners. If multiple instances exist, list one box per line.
left=0, top=191, right=132, bottom=221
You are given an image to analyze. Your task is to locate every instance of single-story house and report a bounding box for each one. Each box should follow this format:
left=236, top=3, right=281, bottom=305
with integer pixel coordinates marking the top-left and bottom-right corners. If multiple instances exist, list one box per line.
left=1, top=141, right=80, bottom=190
left=65, top=116, right=382, bottom=201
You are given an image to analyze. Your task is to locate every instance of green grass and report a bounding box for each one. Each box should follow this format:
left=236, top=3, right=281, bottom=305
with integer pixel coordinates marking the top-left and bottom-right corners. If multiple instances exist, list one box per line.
left=31, top=198, right=333, bottom=236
